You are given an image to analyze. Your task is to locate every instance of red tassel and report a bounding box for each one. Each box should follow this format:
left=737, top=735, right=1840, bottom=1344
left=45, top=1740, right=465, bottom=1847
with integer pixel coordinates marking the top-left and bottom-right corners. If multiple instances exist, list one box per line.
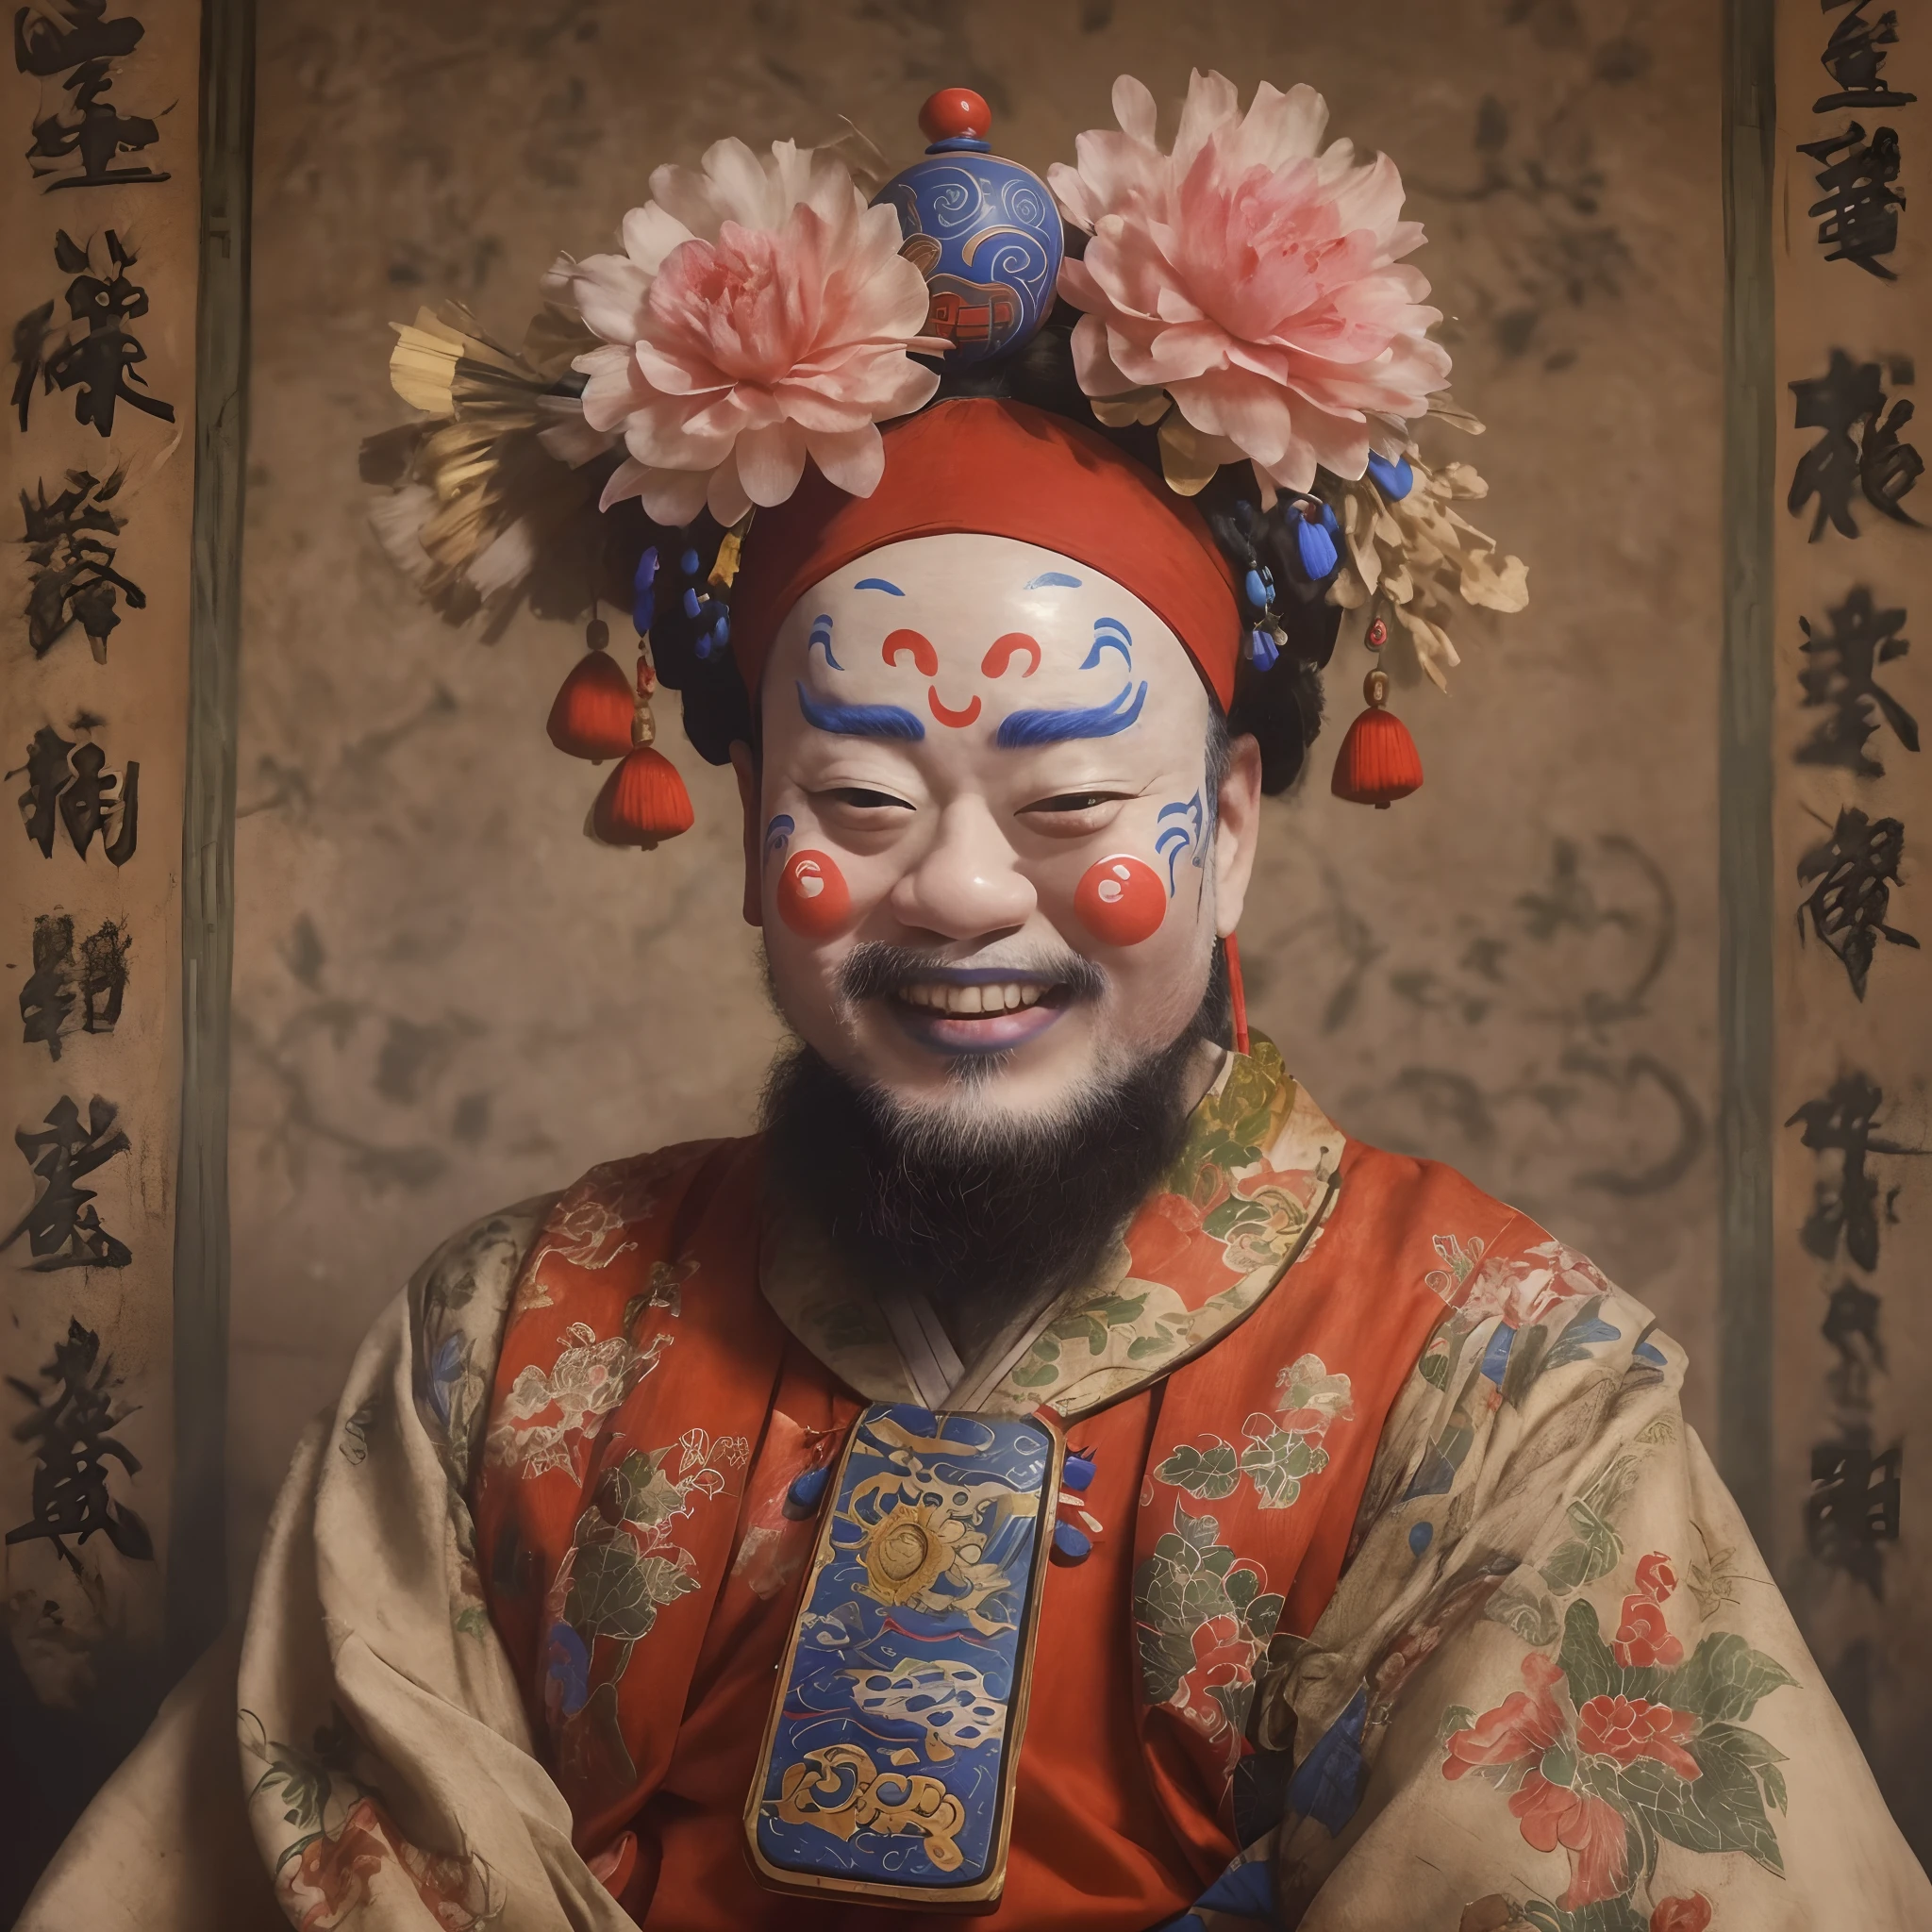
left=592, top=745, right=694, bottom=847
left=1332, top=669, right=1423, bottom=808
left=546, top=645, right=635, bottom=762
left=1224, top=932, right=1251, bottom=1056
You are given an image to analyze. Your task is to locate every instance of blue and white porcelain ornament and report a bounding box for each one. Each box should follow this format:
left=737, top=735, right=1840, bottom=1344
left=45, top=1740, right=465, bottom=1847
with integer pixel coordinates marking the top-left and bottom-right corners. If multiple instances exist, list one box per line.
left=872, top=87, right=1064, bottom=368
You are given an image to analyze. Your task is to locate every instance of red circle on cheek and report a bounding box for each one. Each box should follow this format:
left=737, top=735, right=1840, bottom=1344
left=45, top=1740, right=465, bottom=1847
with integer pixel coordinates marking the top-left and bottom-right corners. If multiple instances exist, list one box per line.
left=1074, top=855, right=1166, bottom=947
left=776, top=850, right=853, bottom=939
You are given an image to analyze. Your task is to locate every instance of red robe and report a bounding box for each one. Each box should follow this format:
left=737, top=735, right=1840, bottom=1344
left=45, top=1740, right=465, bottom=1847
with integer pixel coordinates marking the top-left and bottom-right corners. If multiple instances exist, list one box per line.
left=470, top=1051, right=1527, bottom=1927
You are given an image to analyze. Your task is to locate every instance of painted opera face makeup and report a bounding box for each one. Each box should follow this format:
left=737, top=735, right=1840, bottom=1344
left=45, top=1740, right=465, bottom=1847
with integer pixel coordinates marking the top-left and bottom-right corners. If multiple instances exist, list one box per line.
left=735, top=533, right=1263, bottom=1128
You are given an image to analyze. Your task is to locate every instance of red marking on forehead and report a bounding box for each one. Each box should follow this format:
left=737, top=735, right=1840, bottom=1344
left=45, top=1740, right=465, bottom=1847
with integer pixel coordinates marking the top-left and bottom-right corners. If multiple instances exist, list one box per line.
left=1074, top=855, right=1166, bottom=948
left=928, top=689, right=982, bottom=728
left=883, top=628, right=939, bottom=675
left=982, top=633, right=1041, bottom=679
left=776, top=849, right=853, bottom=939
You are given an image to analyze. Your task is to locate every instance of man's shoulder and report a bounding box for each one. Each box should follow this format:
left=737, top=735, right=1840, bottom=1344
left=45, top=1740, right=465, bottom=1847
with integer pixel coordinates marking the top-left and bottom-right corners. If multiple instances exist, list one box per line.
left=1334, top=1132, right=1672, bottom=1355
left=408, top=1135, right=759, bottom=1327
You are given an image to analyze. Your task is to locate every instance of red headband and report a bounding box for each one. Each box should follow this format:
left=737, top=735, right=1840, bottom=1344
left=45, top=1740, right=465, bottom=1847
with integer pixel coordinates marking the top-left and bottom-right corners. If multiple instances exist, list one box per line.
left=728, top=398, right=1241, bottom=708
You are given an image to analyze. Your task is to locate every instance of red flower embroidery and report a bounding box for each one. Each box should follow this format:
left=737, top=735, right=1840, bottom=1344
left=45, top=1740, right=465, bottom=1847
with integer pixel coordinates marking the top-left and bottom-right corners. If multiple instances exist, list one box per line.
left=279, top=1798, right=391, bottom=1931
left=1575, top=1694, right=1700, bottom=1781
left=1612, top=1593, right=1685, bottom=1670
left=1650, top=1893, right=1712, bottom=1932
left=1441, top=1650, right=1567, bottom=1778
left=1173, top=1610, right=1259, bottom=1742
left=1123, top=1191, right=1243, bottom=1301
left=1634, top=1551, right=1678, bottom=1603
left=1507, top=1770, right=1631, bottom=1909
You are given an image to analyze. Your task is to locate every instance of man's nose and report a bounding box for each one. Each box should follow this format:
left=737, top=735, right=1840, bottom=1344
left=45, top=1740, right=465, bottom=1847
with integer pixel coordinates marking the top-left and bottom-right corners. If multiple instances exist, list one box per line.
left=888, top=795, right=1037, bottom=941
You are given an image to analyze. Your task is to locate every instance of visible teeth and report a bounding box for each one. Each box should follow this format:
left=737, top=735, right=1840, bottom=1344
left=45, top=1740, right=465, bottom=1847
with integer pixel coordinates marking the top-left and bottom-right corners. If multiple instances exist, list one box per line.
left=901, top=981, right=1045, bottom=1015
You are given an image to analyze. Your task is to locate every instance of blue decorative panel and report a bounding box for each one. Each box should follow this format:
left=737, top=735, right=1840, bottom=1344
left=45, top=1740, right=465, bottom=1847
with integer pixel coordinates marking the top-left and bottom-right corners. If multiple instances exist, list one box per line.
left=748, top=1404, right=1058, bottom=1902
left=874, top=152, right=1064, bottom=367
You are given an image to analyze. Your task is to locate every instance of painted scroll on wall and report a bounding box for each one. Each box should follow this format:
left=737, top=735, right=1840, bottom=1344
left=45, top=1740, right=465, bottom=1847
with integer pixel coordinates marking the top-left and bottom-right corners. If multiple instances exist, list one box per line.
left=1773, top=0, right=1930, bottom=1852
left=2, top=0, right=198, bottom=1755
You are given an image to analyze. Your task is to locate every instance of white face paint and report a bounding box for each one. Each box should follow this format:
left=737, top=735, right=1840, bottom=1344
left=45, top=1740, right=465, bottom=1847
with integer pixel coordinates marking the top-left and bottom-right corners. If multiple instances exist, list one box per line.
left=732, top=532, right=1263, bottom=1132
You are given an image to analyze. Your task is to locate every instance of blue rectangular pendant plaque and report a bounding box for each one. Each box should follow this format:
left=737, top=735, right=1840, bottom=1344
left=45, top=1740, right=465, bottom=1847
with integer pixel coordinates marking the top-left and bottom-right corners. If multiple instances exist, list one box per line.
left=744, top=1403, right=1061, bottom=1909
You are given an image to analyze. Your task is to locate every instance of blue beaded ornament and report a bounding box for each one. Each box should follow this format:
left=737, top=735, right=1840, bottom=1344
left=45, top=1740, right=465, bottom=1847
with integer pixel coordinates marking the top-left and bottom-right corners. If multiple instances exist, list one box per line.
left=872, top=88, right=1064, bottom=368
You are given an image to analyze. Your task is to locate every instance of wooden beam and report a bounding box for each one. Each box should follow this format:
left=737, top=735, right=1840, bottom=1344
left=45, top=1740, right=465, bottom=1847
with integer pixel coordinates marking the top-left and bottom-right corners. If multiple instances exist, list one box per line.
left=1717, top=0, right=1776, bottom=1542
left=169, top=0, right=255, bottom=1670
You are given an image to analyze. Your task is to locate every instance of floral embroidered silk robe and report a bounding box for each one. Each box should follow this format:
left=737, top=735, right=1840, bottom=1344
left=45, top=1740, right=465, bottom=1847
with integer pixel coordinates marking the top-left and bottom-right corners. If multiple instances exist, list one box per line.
left=20, top=1042, right=1930, bottom=1932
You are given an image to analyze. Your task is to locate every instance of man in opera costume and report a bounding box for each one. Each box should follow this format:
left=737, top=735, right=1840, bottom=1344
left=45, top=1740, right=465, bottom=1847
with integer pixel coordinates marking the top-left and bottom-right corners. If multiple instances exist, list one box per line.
left=25, top=69, right=1931, bottom=1932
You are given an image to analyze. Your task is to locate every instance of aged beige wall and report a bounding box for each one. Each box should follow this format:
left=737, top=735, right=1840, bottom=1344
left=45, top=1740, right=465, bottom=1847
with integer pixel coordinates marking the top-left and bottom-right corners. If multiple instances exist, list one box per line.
left=230, top=0, right=1722, bottom=1625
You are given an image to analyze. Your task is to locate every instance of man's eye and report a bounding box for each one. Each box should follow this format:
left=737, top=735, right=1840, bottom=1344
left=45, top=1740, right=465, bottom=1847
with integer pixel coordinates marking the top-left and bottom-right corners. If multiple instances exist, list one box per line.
left=1024, top=791, right=1130, bottom=814
left=824, top=787, right=913, bottom=810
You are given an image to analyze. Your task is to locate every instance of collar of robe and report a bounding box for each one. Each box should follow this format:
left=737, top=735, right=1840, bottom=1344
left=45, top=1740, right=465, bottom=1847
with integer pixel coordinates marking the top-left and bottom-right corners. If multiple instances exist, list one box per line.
left=755, top=1033, right=1345, bottom=1422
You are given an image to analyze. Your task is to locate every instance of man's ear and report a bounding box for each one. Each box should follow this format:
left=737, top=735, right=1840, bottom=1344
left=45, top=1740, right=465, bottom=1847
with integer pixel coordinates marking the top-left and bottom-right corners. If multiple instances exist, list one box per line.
left=729, top=741, right=763, bottom=929
left=1212, top=733, right=1264, bottom=937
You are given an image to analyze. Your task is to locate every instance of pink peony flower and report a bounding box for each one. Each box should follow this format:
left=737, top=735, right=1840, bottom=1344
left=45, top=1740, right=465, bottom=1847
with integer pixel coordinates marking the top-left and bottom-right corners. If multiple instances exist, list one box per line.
left=559, top=139, right=942, bottom=525
left=1049, top=71, right=1451, bottom=494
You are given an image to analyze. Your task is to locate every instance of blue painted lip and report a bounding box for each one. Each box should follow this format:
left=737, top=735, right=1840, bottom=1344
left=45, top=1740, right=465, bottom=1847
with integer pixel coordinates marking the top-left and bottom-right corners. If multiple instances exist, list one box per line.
left=888, top=995, right=1066, bottom=1058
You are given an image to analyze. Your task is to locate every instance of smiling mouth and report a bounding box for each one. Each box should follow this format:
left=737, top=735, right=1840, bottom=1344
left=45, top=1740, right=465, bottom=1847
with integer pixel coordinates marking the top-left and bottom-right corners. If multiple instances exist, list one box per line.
left=883, top=972, right=1074, bottom=1056
left=897, top=980, right=1053, bottom=1016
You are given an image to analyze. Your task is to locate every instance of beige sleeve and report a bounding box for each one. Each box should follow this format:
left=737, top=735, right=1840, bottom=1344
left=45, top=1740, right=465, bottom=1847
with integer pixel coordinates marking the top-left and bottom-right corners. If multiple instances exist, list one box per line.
left=1240, top=1253, right=1932, bottom=1929
left=17, top=1196, right=620, bottom=1932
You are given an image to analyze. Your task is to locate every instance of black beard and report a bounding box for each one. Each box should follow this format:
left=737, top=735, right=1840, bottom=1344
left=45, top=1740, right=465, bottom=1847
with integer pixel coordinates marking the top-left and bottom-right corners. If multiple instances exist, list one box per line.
left=759, top=948, right=1230, bottom=1362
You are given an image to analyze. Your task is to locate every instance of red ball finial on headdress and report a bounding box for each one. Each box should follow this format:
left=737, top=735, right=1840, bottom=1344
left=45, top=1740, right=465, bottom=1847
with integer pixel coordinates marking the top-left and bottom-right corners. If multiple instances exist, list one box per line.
left=919, top=87, right=991, bottom=146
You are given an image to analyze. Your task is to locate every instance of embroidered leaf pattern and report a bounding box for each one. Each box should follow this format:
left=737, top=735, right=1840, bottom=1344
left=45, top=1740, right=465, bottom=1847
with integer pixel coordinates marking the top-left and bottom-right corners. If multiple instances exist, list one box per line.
left=1132, top=1503, right=1279, bottom=1712
left=1539, top=1457, right=1641, bottom=1596
left=1484, top=1585, right=1561, bottom=1648
left=1657, top=1631, right=1798, bottom=1725
left=1155, top=1440, right=1241, bottom=1500
left=1239, top=1425, right=1326, bottom=1508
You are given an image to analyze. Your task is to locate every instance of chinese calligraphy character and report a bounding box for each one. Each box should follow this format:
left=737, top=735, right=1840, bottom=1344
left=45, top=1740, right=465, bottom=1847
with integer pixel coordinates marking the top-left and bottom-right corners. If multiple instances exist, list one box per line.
left=5, top=1318, right=152, bottom=1574
left=1796, top=587, right=1916, bottom=775
left=2, top=1093, right=132, bottom=1271
left=1789, top=350, right=1923, bottom=539
left=1798, top=122, right=1905, bottom=277
left=1823, top=1278, right=1886, bottom=1409
left=9, top=228, right=175, bottom=437
left=1815, top=3, right=1918, bottom=114
left=1788, top=1071, right=1919, bottom=1271
left=1806, top=1429, right=1902, bottom=1595
left=20, top=467, right=145, bottom=662
left=19, top=912, right=128, bottom=1059
left=1796, top=805, right=1919, bottom=998
left=12, top=724, right=139, bottom=864
left=16, top=0, right=169, bottom=192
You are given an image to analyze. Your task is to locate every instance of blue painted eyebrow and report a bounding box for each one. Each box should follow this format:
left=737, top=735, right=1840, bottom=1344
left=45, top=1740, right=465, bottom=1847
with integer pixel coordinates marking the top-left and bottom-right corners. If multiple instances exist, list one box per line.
left=995, top=679, right=1148, bottom=747
left=795, top=682, right=925, bottom=740
left=854, top=577, right=904, bottom=595
left=1023, top=571, right=1082, bottom=590
left=1079, top=616, right=1133, bottom=671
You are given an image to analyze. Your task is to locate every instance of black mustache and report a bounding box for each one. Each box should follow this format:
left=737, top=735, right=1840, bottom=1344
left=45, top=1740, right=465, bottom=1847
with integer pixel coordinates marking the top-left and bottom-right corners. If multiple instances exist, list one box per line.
left=837, top=941, right=1107, bottom=1007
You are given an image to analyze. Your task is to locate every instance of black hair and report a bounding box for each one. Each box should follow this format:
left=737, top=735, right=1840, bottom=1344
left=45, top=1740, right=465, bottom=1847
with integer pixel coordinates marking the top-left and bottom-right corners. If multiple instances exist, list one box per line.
left=642, top=249, right=1341, bottom=793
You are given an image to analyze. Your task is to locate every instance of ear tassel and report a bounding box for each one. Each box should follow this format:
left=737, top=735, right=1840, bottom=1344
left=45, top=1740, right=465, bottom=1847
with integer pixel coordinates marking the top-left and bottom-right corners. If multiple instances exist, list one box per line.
left=549, top=614, right=695, bottom=846
left=1331, top=616, right=1423, bottom=808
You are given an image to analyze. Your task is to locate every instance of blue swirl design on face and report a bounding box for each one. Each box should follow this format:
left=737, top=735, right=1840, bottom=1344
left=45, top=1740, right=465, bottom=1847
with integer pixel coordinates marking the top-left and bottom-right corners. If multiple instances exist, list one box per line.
left=1078, top=616, right=1133, bottom=672
left=1156, top=793, right=1205, bottom=895
left=764, top=814, right=795, bottom=863
left=1024, top=571, right=1082, bottom=591
left=808, top=615, right=842, bottom=670
left=855, top=578, right=905, bottom=596
left=796, top=683, right=925, bottom=741
left=995, top=680, right=1148, bottom=748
